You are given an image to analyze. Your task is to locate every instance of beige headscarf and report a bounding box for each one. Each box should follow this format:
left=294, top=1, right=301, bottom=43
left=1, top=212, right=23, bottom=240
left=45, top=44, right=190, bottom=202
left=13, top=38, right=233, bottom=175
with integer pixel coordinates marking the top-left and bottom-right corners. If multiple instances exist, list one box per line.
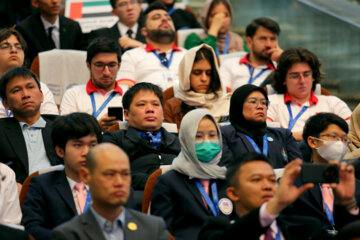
left=174, top=44, right=230, bottom=121
left=345, top=103, right=360, bottom=159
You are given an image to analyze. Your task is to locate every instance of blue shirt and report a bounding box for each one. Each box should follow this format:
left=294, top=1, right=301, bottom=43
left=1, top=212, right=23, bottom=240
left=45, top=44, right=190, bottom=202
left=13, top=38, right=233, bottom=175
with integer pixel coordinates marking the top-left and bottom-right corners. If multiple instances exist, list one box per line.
left=90, top=206, right=125, bottom=240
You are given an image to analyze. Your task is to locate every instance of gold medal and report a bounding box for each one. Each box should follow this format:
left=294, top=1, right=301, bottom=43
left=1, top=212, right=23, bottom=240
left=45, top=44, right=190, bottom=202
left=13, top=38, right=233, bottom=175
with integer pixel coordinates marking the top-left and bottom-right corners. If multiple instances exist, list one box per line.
left=127, top=222, right=138, bottom=231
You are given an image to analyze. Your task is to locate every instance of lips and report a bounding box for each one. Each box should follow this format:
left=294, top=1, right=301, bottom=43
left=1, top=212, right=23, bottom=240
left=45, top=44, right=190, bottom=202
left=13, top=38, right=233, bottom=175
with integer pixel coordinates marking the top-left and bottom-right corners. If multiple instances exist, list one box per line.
left=23, top=101, right=34, bottom=107
left=145, top=116, right=155, bottom=121
left=114, top=190, right=127, bottom=197
left=262, top=194, right=274, bottom=201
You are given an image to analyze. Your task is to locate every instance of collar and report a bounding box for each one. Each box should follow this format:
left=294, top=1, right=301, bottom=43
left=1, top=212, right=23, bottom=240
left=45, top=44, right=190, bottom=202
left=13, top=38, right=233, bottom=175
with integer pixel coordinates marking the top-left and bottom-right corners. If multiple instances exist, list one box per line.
left=284, top=91, right=318, bottom=106
left=239, top=54, right=275, bottom=70
left=40, top=15, right=59, bottom=30
left=19, top=116, right=46, bottom=129
left=144, top=43, right=182, bottom=53
left=117, top=21, right=138, bottom=37
left=66, top=176, right=88, bottom=192
left=86, top=79, right=124, bottom=96
left=90, top=206, right=125, bottom=231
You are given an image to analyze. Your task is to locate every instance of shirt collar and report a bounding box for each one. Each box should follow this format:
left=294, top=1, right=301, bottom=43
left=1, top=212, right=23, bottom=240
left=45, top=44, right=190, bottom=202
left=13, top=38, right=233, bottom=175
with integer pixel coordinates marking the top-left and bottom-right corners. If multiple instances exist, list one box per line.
left=144, top=43, right=182, bottom=53
left=40, top=15, right=59, bottom=30
left=117, top=21, right=138, bottom=37
left=90, top=206, right=125, bottom=231
left=86, top=79, right=124, bottom=96
left=19, top=116, right=46, bottom=129
left=239, top=53, right=275, bottom=70
left=284, top=91, right=318, bottom=106
left=66, top=176, right=88, bottom=191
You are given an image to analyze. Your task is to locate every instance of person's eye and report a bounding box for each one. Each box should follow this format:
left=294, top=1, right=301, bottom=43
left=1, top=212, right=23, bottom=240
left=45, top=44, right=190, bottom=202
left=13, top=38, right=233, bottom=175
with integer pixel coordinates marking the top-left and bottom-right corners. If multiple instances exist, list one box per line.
left=248, top=99, right=257, bottom=104
left=251, top=178, right=260, bottom=182
left=192, top=70, right=202, bottom=75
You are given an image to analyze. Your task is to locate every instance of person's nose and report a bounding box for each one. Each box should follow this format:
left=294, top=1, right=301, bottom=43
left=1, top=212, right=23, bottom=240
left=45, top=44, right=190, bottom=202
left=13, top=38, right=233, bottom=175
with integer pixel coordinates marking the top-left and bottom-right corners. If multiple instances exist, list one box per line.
left=102, top=65, right=111, bottom=75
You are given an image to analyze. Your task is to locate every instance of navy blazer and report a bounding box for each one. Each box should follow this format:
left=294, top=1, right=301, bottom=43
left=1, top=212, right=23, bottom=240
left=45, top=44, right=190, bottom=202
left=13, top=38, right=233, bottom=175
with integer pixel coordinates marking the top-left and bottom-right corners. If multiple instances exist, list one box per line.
left=151, top=170, right=236, bottom=240
left=0, top=115, right=61, bottom=183
left=220, top=125, right=302, bottom=168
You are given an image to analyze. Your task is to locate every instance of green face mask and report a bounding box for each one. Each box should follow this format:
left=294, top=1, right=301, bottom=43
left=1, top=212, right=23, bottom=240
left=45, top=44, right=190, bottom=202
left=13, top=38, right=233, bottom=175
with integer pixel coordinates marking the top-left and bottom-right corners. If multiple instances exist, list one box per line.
left=195, top=140, right=221, bottom=163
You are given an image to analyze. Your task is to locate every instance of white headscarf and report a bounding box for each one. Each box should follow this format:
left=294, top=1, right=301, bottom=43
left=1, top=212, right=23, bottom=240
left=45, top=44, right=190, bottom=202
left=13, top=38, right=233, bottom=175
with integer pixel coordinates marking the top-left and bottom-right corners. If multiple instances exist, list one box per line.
left=172, top=109, right=226, bottom=179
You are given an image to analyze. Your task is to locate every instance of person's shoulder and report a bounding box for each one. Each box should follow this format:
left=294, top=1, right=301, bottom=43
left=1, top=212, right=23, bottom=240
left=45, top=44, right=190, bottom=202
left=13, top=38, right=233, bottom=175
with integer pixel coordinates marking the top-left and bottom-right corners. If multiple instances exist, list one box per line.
left=59, top=15, right=81, bottom=26
left=220, top=124, right=236, bottom=134
left=267, top=93, right=284, bottom=101
left=16, top=12, right=39, bottom=28
left=31, top=170, right=63, bottom=184
left=63, top=84, right=87, bottom=94
left=127, top=208, right=165, bottom=224
left=41, top=114, right=59, bottom=121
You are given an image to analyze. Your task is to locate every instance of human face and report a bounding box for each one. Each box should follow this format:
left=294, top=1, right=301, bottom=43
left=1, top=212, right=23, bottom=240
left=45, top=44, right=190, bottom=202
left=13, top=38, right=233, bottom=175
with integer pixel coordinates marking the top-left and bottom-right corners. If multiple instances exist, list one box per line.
left=190, top=59, right=211, bottom=93
left=207, top=3, right=231, bottom=34
left=196, top=117, right=219, bottom=142
left=247, top=26, right=278, bottom=62
left=228, top=161, right=276, bottom=216
left=284, top=62, right=314, bottom=103
left=0, top=35, right=24, bottom=74
left=32, top=0, right=61, bottom=18
left=87, top=53, right=120, bottom=92
left=2, top=76, right=43, bottom=119
left=242, top=91, right=268, bottom=123
left=112, top=0, right=141, bottom=27
left=142, top=9, right=175, bottom=43
left=124, top=90, right=164, bottom=131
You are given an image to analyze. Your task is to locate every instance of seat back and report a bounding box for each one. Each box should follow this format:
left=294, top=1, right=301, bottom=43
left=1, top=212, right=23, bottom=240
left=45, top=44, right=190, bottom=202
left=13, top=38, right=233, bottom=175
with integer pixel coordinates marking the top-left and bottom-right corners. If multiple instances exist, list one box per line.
left=218, top=51, right=247, bottom=66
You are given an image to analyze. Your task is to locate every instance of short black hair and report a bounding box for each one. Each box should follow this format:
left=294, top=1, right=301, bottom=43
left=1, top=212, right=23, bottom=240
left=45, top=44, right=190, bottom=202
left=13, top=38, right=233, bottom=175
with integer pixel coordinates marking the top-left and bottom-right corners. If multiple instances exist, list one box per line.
left=142, top=1, right=168, bottom=27
left=122, top=82, right=163, bottom=110
left=52, top=113, right=102, bottom=150
left=0, top=67, right=41, bottom=99
left=86, top=37, right=122, bottom=64
left=0, top=28, right=27, bottom=53
left=226, top=152, right=270, bottom=187
left=245, top=17, right=280, bottom=38
left=272, top=47, right=322, bottom=94
left=302, top=113, right=349, bottom=147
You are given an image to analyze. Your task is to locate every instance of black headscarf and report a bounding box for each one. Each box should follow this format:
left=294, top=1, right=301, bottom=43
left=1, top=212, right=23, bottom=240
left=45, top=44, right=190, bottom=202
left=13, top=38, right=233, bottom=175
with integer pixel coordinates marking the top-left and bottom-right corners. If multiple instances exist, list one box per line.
left=230, top=85, right=268, bottom=148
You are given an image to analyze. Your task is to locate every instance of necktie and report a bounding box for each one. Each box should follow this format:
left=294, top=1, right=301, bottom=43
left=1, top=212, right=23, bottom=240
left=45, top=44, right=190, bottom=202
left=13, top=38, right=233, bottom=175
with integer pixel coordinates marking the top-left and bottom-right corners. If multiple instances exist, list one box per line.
left=322, top=184, right=334, bottom=213
left=200, top=179, right=210, bottom=195
left=126, top=29, right=133, bottom=39
left=158, top=53, right=169, bottom=68
left=264, top=228, right=274, bottom=240
left=74, top=183, right=86, bottom=213
left=48, top=26, right=56, bottom=49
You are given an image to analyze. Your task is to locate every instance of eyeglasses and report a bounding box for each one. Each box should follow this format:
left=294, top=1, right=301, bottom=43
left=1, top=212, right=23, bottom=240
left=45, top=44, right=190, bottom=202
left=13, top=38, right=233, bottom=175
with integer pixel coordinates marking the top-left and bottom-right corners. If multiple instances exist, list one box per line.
left=116, top=0, right=138, bottom=8
left=287, top=71, right=313, bottom=81
left=245, top=98, right=270, bottom=108
left=0, top=43, right=23, bottom=51
left=318, top=134, right=352, bottom=145
left=92, top=62, right=119, bottom=72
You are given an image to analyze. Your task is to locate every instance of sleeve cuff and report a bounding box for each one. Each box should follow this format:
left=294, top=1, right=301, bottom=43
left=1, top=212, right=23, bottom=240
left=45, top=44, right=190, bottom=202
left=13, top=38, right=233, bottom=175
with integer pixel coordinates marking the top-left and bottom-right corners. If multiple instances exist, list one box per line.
left=259, top=202, right=278, bottom=227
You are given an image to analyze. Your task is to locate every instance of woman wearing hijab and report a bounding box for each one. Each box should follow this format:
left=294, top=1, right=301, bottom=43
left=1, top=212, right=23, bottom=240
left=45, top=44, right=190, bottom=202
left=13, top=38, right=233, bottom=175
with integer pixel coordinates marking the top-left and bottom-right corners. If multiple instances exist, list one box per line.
left=184, top=0, right=243, bottom=55
left=220, top=84, right=302, bottom=168
left=151, top=109, right=235, bottom=240
left=164, top=44, right=230, bottom=129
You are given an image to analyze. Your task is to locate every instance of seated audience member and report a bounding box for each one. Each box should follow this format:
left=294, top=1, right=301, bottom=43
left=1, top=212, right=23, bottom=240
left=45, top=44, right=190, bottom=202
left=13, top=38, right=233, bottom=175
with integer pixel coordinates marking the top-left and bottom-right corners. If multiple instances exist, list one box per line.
left=185, top=0, right=243, bottom=56
left=21, top=113, right=102, bottom=240
left=88, top=0, right=145, bottom=51
left=52, top=143, right=170, bottom=240
left=148, top=0, right=201, bottom=30
left=0, top=163, right=22, bottom=225
left=220, top=17, right=282, bottom=91
left=291, top=113, right=360, bottom=232
left=0, top=67, right=61, bottom=183
left=60, top=37, right=127, bottom=132
left=118, top=1, right=186, bottom=89
left=0, top=28, right=58, bottom=117
left=15, top=0, right=84, bottom=64
left=103, top=83, right=180, bottom=190
left=267, top=48, right=351, bottom=141
left=152, top=109, right=235, bottom=240
left=164, top=44, right=230, bottom=129
left=220, top=84, right=301, bottom=167
left=345, top=103, right=360, bottom=159
left=199, top=153, right=323, bottom=240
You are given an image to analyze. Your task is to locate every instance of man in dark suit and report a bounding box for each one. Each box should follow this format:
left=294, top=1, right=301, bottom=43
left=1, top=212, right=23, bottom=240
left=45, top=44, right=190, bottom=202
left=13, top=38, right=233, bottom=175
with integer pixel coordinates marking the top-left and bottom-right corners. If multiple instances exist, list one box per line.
left=0, top=67, right=61, bottom=183
left=52, top=143, right=170, bottom=240
left=15, top=0, right=84, bottom=64
left=88, top=0, right=145, bottom=51
left=199, top=152, right=324, bottom=240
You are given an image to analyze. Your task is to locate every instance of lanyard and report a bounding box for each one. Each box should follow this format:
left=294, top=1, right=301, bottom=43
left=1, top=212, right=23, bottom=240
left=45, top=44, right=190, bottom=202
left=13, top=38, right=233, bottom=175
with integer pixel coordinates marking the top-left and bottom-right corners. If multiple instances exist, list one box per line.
left=152, top=50, right=175, bottom=68
left=83, top=190, right=92, bottom=213
left=0, top=97, right=12, bottom=117
left=247, top=65, right=268, bottom=84
left=167, top=7, right=176, bottom=15
left=245, top=134, right=268, bottom=156
left=275, top=224, right=281, bottom=240
left=215, top=35, right=230, bottom=56
left=320, top=185, right=335, bottom=227
left=286, top=103, right=308, bottom=130
left=193, top=179, right=220, bottom=216
left=90, top=92, right=117, bottom=118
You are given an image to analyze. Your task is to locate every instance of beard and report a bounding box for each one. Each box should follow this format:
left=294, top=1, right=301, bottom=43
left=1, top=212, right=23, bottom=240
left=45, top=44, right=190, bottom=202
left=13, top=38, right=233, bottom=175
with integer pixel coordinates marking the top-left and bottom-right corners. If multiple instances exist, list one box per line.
left=146, top=28, right=175, bottom=44
left=252, top=46, right=272, bottom=62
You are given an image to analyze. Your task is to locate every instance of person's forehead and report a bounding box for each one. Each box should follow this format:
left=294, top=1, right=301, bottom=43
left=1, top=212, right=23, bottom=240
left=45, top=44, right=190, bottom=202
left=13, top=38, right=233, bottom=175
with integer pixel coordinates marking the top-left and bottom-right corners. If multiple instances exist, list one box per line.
left=0, top=34, right=20, bottom=44
left=321, top=123, right=346, bottom=136
left=238, top=161, right=273, bottom=177
left=7, top=76, right=36, bottom=86
left=131, top=90, right=160, bottom=103
left=148, top=9, right=168, bottom=18
left=92, top=52, right=118, bottom=62
left=254, top=26, right=277, bottom=37
left=287, top=62, right=311, bottom=74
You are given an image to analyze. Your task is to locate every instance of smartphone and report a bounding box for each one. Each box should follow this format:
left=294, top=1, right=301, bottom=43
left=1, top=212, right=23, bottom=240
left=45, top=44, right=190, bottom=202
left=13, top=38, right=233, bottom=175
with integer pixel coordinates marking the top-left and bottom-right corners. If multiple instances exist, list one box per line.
left=301, top=163, right=339, bottom=184
left=108, top=107, right=123, bottom=121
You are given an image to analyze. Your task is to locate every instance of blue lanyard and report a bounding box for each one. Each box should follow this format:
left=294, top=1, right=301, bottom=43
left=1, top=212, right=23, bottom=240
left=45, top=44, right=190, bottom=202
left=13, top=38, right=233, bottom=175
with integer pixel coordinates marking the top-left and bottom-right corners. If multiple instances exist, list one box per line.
left=245, top=134, right=268, bottom=156
left=90, top=92, right=117, bottom=118
left=275, top=224, right=281, bottom=240
left=320, top=185, right=335, bottom=227
left=152, top=50, right=175, bottom=68
left=0, top=97, right=12, bottom=117
left=215, top=35, right=230, bottom=56
left=83, top=190, right=92, bottom=213
left=167, top=7, right=176, bottom=15
left=286, top=103, right=308, bottom=130
left=193, top=179, right=220, bottom=216
left=247, top=65, right=268, bottom=84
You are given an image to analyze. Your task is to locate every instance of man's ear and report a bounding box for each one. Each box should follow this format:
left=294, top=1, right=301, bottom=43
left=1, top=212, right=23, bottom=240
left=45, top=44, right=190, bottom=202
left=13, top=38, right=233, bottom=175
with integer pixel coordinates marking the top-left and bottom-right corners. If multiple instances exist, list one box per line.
left=307, top=136, right=318, bottom=149
left=79, top=167, right=90, bottom=185
left=55, top=146, right=65, bottom=159
left=124, top=109, right=129, bottom=121
left=86, top=61, right=91, bottom=71
left=31, top=0, right=39, bottom=8
left=226, top=186, right=240, bottom=202
left=141, top=27, right=147, bottom=38
left=2, top=98, right=9, bottom=110
left=246, top=37, right=253, bottom=51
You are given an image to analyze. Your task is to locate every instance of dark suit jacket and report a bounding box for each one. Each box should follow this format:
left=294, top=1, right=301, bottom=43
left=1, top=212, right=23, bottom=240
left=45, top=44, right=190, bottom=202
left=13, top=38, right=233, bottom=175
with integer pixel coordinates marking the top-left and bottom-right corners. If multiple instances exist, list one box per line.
left=87, top=22, right=145, bottom=50
left=16, top=11, right=84, bottom=64
left=51, top=207, right=170, bottom=240
left=0, top=225, right=29, bottom=240
left=220, top=125, right=302, bottom=168
left=0, top=115, right=61, bottom=183
left=151, top=170, right=236, bottom=240
left=103, top=127, right=181, bottom=190
left=199, top=207, right=324, bottom=240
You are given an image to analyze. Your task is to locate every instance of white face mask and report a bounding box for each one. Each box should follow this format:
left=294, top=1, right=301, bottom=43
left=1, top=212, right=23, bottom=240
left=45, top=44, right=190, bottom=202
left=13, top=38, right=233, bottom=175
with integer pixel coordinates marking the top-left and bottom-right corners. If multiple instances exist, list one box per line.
left=316, top=139, right=347, bottom=161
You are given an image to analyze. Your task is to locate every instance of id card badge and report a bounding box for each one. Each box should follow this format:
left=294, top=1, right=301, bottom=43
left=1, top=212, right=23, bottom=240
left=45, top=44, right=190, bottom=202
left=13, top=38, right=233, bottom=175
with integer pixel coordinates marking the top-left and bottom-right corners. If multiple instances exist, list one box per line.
left=163, top=71, right=175, bottom=89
